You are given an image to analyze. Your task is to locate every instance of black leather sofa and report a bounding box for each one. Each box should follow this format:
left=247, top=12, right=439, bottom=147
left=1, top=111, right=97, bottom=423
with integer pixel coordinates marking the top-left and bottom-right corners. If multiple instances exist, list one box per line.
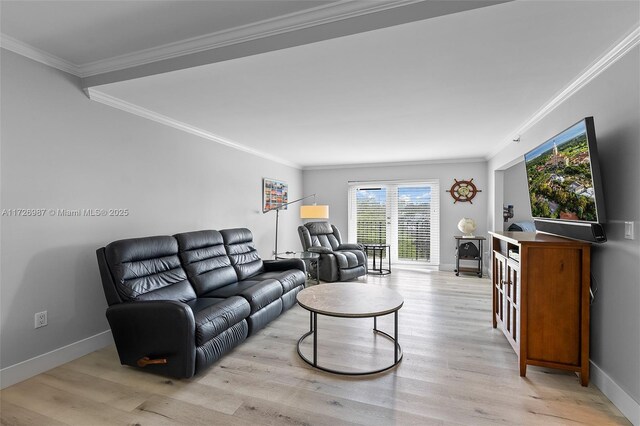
left=96, top=228, right=306, bottom=378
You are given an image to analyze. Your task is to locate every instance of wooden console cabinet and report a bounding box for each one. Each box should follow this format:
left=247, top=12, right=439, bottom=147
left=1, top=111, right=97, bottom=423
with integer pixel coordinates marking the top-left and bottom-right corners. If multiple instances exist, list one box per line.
left=489, top=231, right=591, bottom=386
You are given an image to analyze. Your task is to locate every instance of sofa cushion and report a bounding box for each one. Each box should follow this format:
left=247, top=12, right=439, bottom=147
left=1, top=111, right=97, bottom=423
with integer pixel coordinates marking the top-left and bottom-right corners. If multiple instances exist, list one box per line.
left=334, top=251, right=360, bottom=269
left=303, top=222, right=340, bottom=250
left=186, top=296, right=251, bottom=346
left=253, top=270, right=306, bottom=293
left=105, top=235, right=196, bottom=302
left=352, top=249, right=367, bottom=266
left=281, top=286, right=304, bottom=311
left=204, top=279, right=283, bottom=314
left=246, top=298, right=283, bottom=335
left=220, top=228, right=264, bottom=280
left=175, top=230, right=238, bottom=295
left=194, top=321, right=248, bottom=374
left=185, top=297, right=226, bottom=313
left=338, top=249, right=366, bottom=267
left=305, top=221, right=334, bottom=235
left=338, top=265, right=367, bottom=281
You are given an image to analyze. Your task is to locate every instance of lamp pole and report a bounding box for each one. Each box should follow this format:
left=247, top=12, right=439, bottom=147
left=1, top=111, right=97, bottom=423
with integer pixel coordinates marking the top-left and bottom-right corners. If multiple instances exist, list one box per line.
left=264, top=194, right=316, bottom=258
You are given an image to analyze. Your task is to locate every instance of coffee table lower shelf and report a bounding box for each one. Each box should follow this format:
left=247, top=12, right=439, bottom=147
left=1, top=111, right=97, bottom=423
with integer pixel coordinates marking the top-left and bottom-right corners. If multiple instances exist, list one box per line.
left=296, top=311, right=403, bottom=376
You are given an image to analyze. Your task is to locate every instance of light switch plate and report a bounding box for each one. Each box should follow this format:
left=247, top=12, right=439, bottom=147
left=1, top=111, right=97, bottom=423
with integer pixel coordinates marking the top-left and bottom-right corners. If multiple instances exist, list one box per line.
left=624, top=221, right=634, bottom=240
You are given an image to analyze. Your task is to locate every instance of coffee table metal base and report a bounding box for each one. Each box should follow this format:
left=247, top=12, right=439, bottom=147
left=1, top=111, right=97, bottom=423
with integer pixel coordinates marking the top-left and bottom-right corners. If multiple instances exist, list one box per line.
left=296, top=311, right=403, bottom=375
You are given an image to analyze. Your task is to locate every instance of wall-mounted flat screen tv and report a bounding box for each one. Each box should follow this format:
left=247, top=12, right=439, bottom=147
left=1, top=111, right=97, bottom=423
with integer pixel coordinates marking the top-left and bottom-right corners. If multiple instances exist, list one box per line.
left=524, top=117, right=606, bottom=242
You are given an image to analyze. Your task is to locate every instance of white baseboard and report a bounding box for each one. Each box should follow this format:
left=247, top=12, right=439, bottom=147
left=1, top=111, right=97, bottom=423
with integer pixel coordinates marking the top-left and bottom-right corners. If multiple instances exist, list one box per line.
left=591, top=360, right=640, bottom=425
left=0, top=330, right=113, bottom=390
left=439, top=263, right=456, bottom=272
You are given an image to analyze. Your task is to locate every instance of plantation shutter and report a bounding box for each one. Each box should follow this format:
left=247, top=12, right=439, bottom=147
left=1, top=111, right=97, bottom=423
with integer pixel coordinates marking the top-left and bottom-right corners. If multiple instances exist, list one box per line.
left=348, top=186, right=388, bottom=244
left=395, top=184, right=440, bottom=264
left=348, top=180, right=440, bottom=266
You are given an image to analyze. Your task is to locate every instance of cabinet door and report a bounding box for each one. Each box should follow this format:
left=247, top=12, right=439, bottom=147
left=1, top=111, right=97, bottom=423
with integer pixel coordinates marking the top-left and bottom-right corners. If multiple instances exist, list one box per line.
left=526, top=247, right=582, bottom=365
left=493, top=253, right=507, bottom=325
left=505, top=260, right=520, bottom=344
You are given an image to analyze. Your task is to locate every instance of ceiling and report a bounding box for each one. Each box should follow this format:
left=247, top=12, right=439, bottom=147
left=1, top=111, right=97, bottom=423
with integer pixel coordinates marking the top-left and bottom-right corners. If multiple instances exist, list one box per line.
left=0, top=1, right=336, bottom=65
left=2, top=1, right=639, bottom=169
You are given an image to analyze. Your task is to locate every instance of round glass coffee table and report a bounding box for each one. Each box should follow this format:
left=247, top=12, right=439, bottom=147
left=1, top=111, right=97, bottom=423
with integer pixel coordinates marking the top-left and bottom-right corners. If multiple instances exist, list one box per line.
left=296, top=283, right=403, bottom=375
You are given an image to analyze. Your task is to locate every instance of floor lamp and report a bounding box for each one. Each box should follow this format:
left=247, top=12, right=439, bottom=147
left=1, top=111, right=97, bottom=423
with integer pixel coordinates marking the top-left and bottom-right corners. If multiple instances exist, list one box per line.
left=264, top=194, right=329, bottom=258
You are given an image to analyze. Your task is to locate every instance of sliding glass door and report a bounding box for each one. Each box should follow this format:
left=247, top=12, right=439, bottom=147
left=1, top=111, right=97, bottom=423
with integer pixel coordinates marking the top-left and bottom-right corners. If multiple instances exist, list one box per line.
left=354, top=187, right=387, bottom=245
left=348, top=180, right=440, bottom=266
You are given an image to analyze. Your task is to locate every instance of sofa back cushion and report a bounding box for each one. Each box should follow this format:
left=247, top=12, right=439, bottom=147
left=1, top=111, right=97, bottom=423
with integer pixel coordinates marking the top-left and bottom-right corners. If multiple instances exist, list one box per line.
left=104, top=235, right=196, bottom=302
left=174, top=230, right=239, bottom=295
left=220, top=228, right=264, bottom=280
left=302, top=221, right=341, bottom=250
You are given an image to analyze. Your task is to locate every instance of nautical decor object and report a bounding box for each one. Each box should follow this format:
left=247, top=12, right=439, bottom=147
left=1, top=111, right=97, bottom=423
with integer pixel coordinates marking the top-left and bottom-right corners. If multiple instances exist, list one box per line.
left=447, top=178, right=481, bottom=203
left=457, top=218, right=477, bottom=237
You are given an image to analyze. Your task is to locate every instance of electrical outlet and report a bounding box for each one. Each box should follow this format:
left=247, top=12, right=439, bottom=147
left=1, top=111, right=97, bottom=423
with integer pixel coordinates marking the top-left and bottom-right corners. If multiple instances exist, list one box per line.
left=35, top=311, right=47, bottom=329
left=624, top=221, right=635, bottom=240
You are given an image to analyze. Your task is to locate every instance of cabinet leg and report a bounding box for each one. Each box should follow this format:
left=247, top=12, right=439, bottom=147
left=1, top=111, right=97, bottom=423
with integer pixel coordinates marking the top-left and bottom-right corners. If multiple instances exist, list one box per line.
left=519, top=359, right=527, bottom=377
left=580, top=364, right=590, bottom=386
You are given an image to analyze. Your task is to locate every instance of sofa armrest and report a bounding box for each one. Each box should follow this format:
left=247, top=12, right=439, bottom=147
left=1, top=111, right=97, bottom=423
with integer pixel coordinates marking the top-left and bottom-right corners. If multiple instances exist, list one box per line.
left=106, top=300, right=196, bottom=378
left=263, top=258, right=305, bottom=273
left=308, top=246, right=333, bottom=254
left=337, top=243, right=364, bottom=251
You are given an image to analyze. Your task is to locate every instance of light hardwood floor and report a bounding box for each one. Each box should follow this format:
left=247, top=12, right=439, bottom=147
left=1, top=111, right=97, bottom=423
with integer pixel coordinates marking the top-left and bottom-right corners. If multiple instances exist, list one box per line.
left=1, top=268, right=630, bottom=425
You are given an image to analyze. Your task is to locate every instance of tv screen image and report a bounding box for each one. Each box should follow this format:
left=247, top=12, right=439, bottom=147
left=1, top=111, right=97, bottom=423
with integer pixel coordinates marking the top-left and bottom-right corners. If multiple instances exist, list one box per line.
left=524, top=119, right=599, bottom=222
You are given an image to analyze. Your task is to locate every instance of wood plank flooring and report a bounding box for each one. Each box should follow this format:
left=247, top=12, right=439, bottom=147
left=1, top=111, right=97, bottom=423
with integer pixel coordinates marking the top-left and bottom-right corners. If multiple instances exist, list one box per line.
left=1, top=268, right=630, bottom=425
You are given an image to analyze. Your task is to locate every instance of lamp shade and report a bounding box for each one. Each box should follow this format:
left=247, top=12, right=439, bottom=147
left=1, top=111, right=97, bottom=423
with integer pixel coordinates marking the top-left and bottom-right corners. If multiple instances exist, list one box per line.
left=300, top=204, right=329, bottom=219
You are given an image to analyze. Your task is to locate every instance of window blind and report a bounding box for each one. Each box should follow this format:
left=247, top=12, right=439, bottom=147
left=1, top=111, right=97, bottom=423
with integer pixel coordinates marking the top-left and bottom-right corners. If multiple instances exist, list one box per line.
left=352, top=187, right=387, bottom=245
left=348, top=180, right=440, bottom=266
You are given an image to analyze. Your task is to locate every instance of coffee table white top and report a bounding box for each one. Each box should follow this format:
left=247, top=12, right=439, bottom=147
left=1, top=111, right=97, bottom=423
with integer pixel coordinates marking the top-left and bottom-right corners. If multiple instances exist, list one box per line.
left=296, top=283, right=403, bottom=318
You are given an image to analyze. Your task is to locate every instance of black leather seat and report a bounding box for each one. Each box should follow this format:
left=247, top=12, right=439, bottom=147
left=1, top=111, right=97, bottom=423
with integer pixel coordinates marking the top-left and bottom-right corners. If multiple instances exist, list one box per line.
left=96, top=228, right=306, bottom=378
left=203, top=279, right=283, bottom=333
left=220, top=228, right=306, bottom=311
left=186, top=296, right=250, bottom=369
left=298, top=221, right=367, bottom=282
left=176, top=229, right=289, bottom=336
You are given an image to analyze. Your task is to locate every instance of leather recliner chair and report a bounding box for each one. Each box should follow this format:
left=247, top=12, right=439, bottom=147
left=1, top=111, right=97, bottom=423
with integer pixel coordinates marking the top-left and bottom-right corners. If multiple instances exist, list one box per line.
left=298, top=221, right=367, bottom=282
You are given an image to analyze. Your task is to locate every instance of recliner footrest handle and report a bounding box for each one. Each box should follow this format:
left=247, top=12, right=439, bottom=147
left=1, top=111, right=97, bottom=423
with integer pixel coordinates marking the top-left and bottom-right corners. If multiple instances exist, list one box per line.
left=137, top=356, right=168, bottom=367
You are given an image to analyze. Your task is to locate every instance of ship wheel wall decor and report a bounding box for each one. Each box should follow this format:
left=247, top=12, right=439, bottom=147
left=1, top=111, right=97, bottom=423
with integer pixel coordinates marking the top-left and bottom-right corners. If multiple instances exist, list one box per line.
left=447, top=178, right=482, bottom=203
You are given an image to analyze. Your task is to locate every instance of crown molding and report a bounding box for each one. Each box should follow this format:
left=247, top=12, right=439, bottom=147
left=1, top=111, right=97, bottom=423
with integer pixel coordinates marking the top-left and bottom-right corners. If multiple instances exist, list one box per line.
left=487, top=25, right=640, bottom=161
left=88, top=87, right=486, bottom=171
left=303, top=157, right=487, bottom=171
left=1, top=1, right=426, bottom=78
left=78, top=0, right=425, bottom=77
left=87, top=89, right=301, bottom=169
left=0, top=33, right=81, bottom=76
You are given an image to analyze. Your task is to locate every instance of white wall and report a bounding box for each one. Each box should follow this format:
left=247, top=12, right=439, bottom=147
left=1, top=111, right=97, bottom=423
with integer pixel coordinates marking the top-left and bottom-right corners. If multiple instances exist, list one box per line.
left=303, top=161, right=488, bottom=270
left=502, top=161, right=532, bottom=229
left=0, top=49, right=303, bottom=383
left=490, top=47, right=640, bottom=420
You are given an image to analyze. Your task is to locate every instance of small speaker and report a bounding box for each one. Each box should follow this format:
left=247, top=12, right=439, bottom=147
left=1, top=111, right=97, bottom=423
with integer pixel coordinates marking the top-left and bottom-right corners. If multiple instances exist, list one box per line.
left=534, top=220, right=607, bottom=243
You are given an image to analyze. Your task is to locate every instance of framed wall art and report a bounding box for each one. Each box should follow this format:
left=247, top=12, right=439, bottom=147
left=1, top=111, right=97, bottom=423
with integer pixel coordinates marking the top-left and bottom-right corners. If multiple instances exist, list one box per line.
left=262, top=178, right=288, bottom=212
